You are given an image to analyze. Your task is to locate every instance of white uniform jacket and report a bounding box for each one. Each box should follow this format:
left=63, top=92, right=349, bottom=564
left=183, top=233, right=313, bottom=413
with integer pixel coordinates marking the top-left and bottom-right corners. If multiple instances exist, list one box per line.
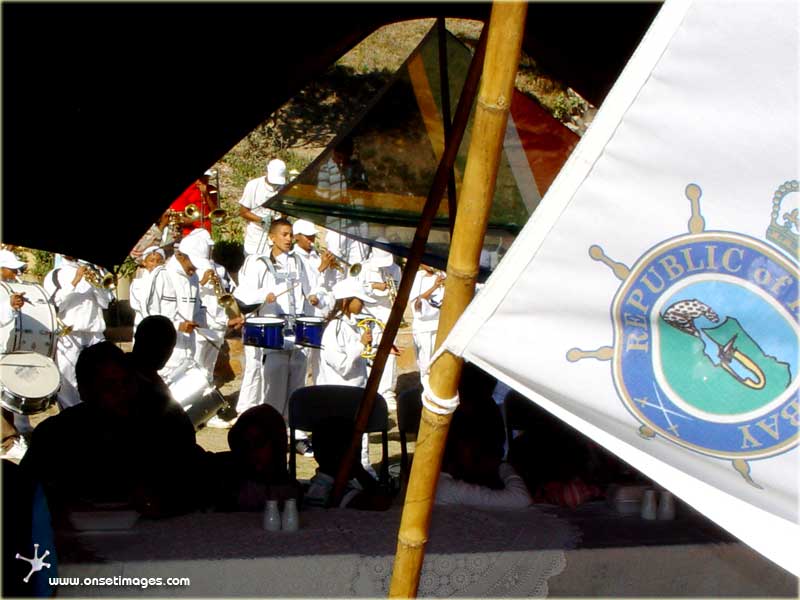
left=145, top=257, right=205, bottom=362
left=43, top=260, right=111, bottom=334
left=318, top=315, right=368, bottom=387
left=294, top=246, right=333, bottom=317
left=233, top=251, right=310, bottom=319
left=239, top=176, right=281, bottom=255
left=410, top=270, right=443, bottom=334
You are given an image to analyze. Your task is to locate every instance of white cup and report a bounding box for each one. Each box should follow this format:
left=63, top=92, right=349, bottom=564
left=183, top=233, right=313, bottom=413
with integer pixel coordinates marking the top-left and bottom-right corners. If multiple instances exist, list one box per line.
left=641, top=489, right=658, bottom=520
left=658, top=491, right=676, bottom=520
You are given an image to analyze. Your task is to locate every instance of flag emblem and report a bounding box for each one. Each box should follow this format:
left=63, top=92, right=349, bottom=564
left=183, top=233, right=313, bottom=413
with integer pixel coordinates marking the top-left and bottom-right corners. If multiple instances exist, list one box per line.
left=568, top=183, right=799, bottom=486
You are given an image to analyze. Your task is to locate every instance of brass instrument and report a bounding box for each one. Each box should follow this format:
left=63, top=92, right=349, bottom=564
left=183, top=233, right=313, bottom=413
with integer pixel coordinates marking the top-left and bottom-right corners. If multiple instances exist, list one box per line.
left=312, top=240, right=362, bottom=276
left=209, top=270, right=242, bottom=319
left=209, top=208, right=228, bottom=226
left=382, top=268, right=408, bottom=328
left=81, top=264, right=116, bottom=289
left=56, top=318, right=73, bottom=337
left=356, top=316, right=385, bottom=360
left=184, top=203, right=201, bottom=222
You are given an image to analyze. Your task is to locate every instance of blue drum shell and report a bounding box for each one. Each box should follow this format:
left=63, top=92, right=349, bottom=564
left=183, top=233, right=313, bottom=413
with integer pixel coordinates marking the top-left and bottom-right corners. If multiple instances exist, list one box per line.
left=242, top=317, right=285, bottom=349
left=295, top=317, right=325, bottom=348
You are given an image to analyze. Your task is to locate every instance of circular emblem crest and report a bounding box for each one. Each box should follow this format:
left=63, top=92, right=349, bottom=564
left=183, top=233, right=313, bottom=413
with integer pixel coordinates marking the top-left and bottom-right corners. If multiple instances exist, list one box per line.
left=612, top=232, right=798, bottom=459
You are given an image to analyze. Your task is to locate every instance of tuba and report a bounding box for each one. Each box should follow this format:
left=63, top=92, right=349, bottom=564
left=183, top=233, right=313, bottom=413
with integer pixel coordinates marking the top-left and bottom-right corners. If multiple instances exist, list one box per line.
left=356, top=317, right=385, bottom=360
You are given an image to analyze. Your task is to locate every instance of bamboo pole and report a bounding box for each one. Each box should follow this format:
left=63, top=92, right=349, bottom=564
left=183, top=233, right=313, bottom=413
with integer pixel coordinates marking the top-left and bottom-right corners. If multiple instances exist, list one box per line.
left=389, top=3, right=528, bottom=597
left=330, top=26, right=490, bottom=506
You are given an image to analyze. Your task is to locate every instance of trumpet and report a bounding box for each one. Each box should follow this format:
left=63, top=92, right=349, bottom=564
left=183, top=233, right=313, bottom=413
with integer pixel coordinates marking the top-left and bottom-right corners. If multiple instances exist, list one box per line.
left=356, top=316, right=385, bottom=360
left=382, top=268, right=408, bottom=328
left=80, top=263, right=115, bottom=289
left=313, top=240, right=362, bottom=276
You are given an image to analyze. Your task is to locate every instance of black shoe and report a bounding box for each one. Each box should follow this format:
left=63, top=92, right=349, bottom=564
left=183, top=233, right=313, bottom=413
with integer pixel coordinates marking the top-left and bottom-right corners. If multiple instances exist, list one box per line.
left=295, top=439, right=314, bottom=457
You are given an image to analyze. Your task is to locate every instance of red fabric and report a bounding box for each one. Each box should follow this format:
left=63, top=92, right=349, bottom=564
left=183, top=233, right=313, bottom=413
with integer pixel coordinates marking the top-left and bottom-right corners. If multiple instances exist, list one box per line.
left=535, top=478, right=603, bottom=509
left=170, top=182, right=212, bottom=237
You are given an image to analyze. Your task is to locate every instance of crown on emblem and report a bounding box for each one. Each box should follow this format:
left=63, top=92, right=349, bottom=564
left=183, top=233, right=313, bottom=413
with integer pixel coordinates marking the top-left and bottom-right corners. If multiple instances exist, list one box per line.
left=766, top=180, right=799, bottom=259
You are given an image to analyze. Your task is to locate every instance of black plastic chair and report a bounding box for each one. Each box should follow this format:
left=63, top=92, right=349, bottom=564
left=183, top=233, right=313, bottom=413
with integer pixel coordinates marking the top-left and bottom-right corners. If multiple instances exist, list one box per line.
left=288, top=385, right=390, bottom=484
left=396, top=387, right=423, bottom=479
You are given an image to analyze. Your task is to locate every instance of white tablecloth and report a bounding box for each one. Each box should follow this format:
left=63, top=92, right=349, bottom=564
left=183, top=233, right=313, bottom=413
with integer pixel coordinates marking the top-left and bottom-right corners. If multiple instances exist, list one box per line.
left=56, top=505, right=578, bottom=597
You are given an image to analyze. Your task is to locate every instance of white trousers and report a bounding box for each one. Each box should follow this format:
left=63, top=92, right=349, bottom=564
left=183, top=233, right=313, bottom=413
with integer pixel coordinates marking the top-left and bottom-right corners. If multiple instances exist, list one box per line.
left=194, top=329, right=225, bottom=379
left=238, top=345, right=307, bottom=420
left=55, top=331, right=105, bottom=409
left=369, top=328, right=397, bottom=405
left=238, top=345, right=266, bottom=416
left=413, top=329, right=437, bottom=380
left=264, top=348, right=308, bottom=418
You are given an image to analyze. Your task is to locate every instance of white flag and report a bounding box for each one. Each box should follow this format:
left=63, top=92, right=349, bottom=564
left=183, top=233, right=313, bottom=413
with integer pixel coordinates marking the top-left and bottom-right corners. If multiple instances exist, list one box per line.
left=442, top=0, right=799, bottom=575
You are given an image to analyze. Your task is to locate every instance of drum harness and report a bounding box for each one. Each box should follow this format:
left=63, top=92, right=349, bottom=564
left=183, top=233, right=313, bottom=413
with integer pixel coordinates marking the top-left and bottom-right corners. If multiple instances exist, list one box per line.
left=257, top=252, right=304, bottom=364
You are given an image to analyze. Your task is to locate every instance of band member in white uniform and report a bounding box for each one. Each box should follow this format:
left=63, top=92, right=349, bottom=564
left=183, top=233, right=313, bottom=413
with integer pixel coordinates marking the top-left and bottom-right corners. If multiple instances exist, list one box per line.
left=0, top=250, right=33, bottom=459
left=185, top=229, right=244, bottom=381
left=233, top=218, right=315, bottom=422
left=292, top=219, right=336, bottom=384
left=128, top=246, right=165, bottom=333
left=410, top=264, right=445, bottom=380
left=144, top=238, right=206, bottom=382
left=319, top=277, right=380, bottom=475
left=360, top=241, right=402, bottom=410
left=238, top=159, right=286, bottom=256
left=43, top=256, right=113, bottom=409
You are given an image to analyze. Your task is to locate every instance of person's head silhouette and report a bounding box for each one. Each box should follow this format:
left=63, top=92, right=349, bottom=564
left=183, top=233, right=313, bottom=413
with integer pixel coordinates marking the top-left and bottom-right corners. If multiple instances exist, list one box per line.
left=132, top=315, right=177, bottom=371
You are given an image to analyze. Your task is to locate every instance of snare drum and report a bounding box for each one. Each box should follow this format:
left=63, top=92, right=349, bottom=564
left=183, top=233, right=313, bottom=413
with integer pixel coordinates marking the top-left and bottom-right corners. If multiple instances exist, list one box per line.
left=294, top=316, right=325, bottom=348
left=0, top=352, right=60, bottom=415
left=165, top=361, right=226, bottom=430
left=242, top=316, right=285, bottom=349
left=0, top=281, right=57, bottom=358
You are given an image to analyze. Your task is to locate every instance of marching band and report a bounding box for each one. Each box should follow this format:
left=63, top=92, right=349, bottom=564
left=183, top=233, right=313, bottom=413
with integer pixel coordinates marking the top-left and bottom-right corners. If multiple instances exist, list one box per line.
left=0, top=157, right=445, bottom=465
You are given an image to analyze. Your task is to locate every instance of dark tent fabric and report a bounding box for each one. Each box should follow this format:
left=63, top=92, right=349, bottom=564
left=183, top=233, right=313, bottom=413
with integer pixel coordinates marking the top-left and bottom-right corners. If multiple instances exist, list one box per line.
left=2, top=2, right=660, bottom=268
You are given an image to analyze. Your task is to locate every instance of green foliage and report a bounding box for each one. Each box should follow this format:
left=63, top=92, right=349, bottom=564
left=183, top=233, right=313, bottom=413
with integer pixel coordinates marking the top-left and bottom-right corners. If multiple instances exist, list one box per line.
left=114, top=255, right=139, bottom=279
left=25, top=248, right=54, bottom=282
left=551, top=91, right=586, bottom=122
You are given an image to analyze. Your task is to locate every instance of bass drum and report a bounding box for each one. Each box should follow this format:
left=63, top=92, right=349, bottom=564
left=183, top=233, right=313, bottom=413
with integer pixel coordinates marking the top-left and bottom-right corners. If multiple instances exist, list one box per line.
left=0, top=281, right=57, bottom=358
left=164, top=360, right=227, bottom=430
left=0, top=352, right=60, bottom=415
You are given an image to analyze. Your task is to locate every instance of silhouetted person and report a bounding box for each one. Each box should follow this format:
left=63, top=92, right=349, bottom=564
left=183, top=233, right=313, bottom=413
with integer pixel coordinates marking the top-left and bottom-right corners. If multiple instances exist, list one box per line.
left=206, top=405, right=301, bottom=511
left=22, top=342, right=202, bottom=520
left=129, top=314, right=178, bottom=414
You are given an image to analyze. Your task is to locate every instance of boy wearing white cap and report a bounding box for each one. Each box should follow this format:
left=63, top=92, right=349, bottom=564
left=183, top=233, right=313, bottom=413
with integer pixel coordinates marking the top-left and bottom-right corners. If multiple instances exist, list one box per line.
left=233, top=218, right=313, bottom=427
left=292, top=219, right=336, bottom=384
left=144, top=237, right=206, bottom=381
left=43, top=256, right=114, bottom=409
left=239, top=158, right=286, bottom=256
left=129, top=246, right=165, bottom=332
left=359, top=241, right=402, bottom=410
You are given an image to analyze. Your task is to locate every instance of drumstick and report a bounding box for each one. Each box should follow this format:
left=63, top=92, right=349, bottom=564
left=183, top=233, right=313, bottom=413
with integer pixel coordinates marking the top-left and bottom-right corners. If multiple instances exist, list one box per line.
left=273, top=282, right=299, bottom=299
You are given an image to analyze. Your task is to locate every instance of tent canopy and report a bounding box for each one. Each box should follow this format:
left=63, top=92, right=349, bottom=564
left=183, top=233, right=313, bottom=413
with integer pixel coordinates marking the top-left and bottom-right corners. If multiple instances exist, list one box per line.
left=2, top=2, right=659, bottom=267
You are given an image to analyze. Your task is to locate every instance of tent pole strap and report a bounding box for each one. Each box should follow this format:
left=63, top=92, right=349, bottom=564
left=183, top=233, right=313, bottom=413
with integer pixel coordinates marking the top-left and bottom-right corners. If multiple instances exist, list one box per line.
left=389, top=3, right=527, bottom=597
left=329, top=21, right=490, bottom=506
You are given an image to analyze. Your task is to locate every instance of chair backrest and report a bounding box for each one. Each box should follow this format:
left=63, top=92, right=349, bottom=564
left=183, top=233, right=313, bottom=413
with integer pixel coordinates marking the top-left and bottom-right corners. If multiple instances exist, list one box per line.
left=397, top=387, right=422, bottom=436
left=289, top=385, right=388, bottom=433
